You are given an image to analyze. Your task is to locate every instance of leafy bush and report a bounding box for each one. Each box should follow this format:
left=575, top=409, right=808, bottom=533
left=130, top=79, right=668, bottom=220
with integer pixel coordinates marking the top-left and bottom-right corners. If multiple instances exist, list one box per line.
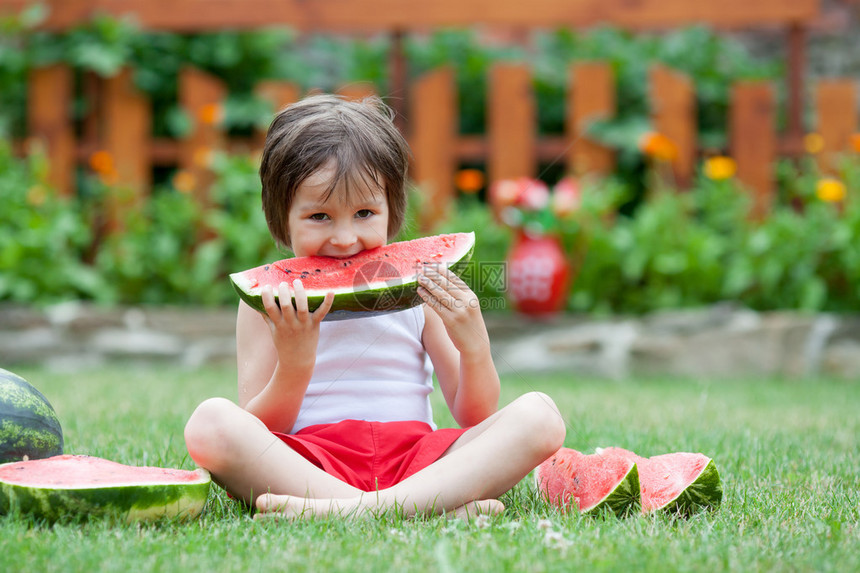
left=0, top=141, right=102, bottom=302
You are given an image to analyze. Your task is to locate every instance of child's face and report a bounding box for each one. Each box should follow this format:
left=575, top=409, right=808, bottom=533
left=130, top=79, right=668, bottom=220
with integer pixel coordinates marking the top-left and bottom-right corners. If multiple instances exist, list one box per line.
left=287, top=162, right=389, bottom=258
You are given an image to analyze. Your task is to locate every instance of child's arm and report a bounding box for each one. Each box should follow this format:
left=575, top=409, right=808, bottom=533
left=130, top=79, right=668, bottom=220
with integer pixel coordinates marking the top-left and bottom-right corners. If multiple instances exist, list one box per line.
left=418, top=266, right=500, bottom=427
left=236, top=280, right=334, bottom=432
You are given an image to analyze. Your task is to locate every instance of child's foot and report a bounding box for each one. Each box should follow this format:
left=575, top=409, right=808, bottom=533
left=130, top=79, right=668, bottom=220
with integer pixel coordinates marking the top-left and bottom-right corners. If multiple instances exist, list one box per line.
left=450, top=499, right=505, bottom=521
left=254, top=493, right=317, bottom=520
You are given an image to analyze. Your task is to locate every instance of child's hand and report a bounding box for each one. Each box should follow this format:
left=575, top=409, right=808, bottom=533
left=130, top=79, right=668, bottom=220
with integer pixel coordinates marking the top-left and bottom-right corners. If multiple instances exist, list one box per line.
left=260, top=279, right=334, bottom=366
left=417, top=266, right=489, bottom=358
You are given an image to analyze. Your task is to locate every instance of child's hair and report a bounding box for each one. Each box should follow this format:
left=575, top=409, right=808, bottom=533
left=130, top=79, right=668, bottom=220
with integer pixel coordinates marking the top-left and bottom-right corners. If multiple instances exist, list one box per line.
left=259, top=94, right=412, bottom=249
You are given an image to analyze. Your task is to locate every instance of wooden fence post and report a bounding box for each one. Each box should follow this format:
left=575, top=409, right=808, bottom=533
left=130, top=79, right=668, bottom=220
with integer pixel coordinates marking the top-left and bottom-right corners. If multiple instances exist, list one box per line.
left=650, top=65, right=696, bottom=188
left=337, top=82, right=378, bottom=102
left=731, top=82, right=776, bottom=218
left=254, top=81, right=301, bottom=152
left=27, top=64, right=75, bottom=197
left=179, top=66, right=226, bottom=208
left=569, top=61, right=615, bottom=177
left=410, top=67, right=457, bottom=230
left=815, top=79, right=857, bottom=174
left=488, top=63, right=536, bottom=185
left=102, top=67, right=152, bottom=232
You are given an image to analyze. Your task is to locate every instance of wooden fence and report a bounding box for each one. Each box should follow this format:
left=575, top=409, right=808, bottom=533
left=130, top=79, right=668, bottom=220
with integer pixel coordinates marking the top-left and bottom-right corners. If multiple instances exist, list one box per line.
left=6, top=0, right=843, bottom=227
left=24, top=61, right=859, bottom=226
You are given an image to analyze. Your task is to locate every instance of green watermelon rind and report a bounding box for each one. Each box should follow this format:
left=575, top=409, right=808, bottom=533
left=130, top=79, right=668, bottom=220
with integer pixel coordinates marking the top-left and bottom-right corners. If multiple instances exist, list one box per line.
left=230, top=236, right=475, bottom=319
left=0, top=369, right=63, bottom=464
left=534, top=460, right=642, bottom=518
left=0, top=466, right=211, bottom=523
left=581, top=463, right=641, bottom=518
left=657, top=458, right=723, bottom=517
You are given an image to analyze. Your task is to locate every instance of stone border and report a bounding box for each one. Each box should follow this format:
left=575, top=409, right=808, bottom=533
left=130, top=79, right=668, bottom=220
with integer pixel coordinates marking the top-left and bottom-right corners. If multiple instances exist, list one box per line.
left=2, top=303, right=859, bottom=379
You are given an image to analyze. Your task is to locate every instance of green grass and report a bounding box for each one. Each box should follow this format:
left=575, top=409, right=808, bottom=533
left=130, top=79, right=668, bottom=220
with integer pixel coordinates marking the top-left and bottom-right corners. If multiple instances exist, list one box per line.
left=2, top=364, right=858, bottom=572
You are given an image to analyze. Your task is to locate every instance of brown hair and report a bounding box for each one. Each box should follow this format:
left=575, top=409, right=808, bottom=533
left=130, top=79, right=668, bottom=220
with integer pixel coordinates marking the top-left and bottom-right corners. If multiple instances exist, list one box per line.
left=259, top=94, right=411, bottom=248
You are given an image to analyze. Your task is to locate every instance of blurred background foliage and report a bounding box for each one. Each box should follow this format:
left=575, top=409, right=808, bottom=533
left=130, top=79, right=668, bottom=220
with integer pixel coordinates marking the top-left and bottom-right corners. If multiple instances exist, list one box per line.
left=3, top=8, right=859, bottom=313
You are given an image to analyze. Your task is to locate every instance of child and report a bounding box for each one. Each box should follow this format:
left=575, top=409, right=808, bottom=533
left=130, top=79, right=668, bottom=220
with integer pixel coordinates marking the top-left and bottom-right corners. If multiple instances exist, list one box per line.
left=184, top=94, right=566, bottom=519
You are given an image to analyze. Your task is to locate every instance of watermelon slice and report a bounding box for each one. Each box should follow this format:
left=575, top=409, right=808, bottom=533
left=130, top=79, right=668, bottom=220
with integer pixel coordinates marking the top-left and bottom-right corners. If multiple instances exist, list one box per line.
left=597, top=447, right=722, bottom=515
left=534, top=448, right=640, bottom=516
left=230, top=232, right=475, bottom=320
left=0, top=454, right=211, bottom=522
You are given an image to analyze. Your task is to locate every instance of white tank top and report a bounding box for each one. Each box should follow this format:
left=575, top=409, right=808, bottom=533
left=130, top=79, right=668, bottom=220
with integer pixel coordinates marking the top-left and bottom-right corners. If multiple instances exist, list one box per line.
left=291, top=306, right=436, bottom=433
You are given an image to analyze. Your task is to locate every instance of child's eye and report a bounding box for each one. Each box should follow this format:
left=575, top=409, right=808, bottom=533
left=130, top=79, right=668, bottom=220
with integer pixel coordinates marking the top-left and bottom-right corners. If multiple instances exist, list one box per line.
left=309, top=213, right=329, bottom=221
left=355, top=209, right=374, bottom=219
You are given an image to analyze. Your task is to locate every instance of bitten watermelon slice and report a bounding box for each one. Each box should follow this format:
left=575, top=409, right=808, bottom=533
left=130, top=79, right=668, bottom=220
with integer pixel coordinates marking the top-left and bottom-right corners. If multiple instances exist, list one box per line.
left=0, top=455, right=211, bottom=522
left=535, top=448, right=640, bottom=516
left=230, top=232, right=475, bottom=320
left=597, top=447, right=722, bottom=515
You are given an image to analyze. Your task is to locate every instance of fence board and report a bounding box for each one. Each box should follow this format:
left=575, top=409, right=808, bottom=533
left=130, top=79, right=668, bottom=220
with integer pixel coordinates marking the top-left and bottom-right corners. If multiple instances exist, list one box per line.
left=336, top=82, right=378, bottom=102
left=27, top=64, right=75, bottom=196
left=1, top=0, right=819, bottom=31
left=103, top=67, right=151, bottom=232
left=410, top=68, right=457, bottom=230
left=488, top=64, right=535, bottom=186
left=254, top=80, right=300, bottom=152
left=650, top=64, right=696, bottom=187
left=815, top=79, right=857, bottom=174
left=179, top=67, right=226, bottom=206
left=569, top=62, right=615, bottom=176
left=731, top=82, right=776, bottom=218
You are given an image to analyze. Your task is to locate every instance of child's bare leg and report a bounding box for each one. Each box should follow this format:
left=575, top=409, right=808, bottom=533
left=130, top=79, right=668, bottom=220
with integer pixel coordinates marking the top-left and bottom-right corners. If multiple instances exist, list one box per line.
left=184, top=397, right=363, bottom=503
left=255, top=391, right=565, bottom=519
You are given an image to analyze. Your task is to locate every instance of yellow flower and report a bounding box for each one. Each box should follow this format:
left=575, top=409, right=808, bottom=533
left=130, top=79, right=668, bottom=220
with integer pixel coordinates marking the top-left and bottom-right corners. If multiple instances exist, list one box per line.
left=26, top=185, right=47, bottom=207
left=638, top=132, right=678, bottom=162
left=198, top=103, right=223, bottom=126
left=454, top=169, right=485, bottom=194
left=804, top=133, right=824, bottom=155
left=816, top=178, right=846, bottom=203
left=172, top=170, right=197, bottom=194
left=703, top=156, right=737, bottom=181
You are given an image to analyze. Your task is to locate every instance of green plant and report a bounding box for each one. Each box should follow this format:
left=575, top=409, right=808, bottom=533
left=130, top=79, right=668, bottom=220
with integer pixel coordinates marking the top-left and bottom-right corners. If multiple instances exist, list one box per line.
left=0, top=141, right=102, bottom=303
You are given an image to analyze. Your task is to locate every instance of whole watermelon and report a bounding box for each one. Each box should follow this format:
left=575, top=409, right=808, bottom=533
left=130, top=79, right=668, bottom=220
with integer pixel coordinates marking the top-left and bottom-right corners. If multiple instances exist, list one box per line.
left=0, top=368, right=63, bottom=463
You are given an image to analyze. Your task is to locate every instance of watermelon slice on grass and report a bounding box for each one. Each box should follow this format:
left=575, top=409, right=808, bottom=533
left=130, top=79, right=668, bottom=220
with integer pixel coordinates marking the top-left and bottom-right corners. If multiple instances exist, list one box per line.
left=0, top=455, right=211, bottom=522
left=597, top=447, right=723, bottom=516
left=535, top=448, right=641, bottom=517
left=230, top=232, right=475, bottom=320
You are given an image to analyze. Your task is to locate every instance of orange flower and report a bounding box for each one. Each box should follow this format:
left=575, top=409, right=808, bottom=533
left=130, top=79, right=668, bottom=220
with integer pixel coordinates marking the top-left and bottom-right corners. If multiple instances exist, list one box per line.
left=804, top=133, right=824, bottom=155
left=192, top=147, right=213, bottom=169
left=454, top=169, right=485, bottom=194
left=172, top=170, right=196, bottom=194
left=816, top=178, right=846, bottom=203
left=198, top=103, right=223, bottom=126
left=703, top=156, right=737, bottom=181
left=89, top=150, right=115, bottom=175
left=851, top=134, right=860, bottom=154
left=639, top=132, right=678, bottom=162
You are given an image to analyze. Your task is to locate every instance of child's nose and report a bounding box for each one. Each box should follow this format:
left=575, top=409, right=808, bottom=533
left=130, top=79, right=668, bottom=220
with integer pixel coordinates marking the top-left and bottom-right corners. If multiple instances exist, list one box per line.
left=330, top=223, right=357, bottom=246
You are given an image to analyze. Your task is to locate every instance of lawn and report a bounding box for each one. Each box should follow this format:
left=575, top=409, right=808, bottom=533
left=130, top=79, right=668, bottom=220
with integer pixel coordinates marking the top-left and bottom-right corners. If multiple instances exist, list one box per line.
left=2, top=364, right=858, bottom=572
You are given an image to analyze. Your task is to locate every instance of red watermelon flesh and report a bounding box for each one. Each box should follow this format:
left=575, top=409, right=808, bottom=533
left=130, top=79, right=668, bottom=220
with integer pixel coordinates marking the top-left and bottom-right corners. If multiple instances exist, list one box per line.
left=597, top=447, right=722, bottom=515
left=0, top=454, right=211, bottom=522
left=535, top=448, right=640, bottom=516
left=229, top=232, right=475, bottom=317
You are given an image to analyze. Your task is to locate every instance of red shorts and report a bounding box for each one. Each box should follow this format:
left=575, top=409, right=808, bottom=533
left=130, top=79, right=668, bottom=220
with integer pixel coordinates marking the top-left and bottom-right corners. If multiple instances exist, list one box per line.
left=273, top=419, right=468, bottom=492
